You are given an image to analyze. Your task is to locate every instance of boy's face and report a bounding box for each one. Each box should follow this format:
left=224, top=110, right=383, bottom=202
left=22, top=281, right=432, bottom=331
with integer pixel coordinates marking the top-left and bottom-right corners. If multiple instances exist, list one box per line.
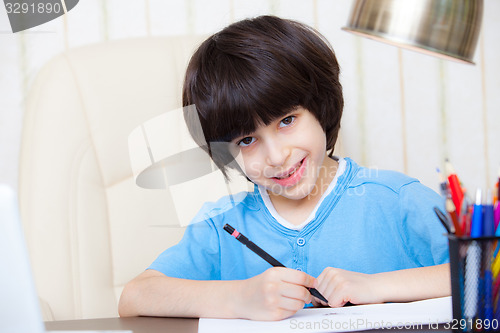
left=230, top=107, right=330, bottom=201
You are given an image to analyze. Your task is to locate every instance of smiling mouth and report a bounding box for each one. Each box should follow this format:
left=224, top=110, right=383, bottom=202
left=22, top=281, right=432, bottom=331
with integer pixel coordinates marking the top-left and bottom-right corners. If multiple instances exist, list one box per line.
left=274, top=159, right=305, bottom=180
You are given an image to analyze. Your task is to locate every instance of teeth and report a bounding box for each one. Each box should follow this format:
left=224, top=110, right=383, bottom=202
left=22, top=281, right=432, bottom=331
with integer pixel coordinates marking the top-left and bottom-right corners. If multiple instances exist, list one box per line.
left=276, top=161, right=302, bottom=179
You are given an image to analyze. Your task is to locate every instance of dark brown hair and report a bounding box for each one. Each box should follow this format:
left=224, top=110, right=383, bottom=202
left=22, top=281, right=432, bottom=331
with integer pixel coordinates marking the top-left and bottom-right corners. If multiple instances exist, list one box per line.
left=182, top=15, right=343, bottom=177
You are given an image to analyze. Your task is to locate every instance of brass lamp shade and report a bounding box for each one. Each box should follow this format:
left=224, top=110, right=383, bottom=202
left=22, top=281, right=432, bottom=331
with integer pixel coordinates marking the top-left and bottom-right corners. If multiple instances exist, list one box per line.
left=342, top=0, right=483, bottom=64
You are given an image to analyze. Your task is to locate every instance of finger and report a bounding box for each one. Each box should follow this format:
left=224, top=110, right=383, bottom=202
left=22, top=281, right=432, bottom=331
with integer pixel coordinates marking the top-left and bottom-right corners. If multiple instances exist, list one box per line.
left=315, top=270, right=341, bottom=307
left=321, top=283, right=345, bottom=308
left=312, top=279, right=330, bottom=306
left=315, top=268, right=333, bottom=290
left=311, top=298, right=320, bottom=307
left=277, top=296, right=308, bottom=313
left=315, top=274, right=330, bottom=300
left=311, top=289, right=330, bottom=305
left=279, top=282, right=313, bottom=304
left=328, top=296, right=349, bottom=308
left=281, top=269, right=316, bottom=288
left=311, top=298, right=328, bottom=307
left=319, top=299, right=329, bottom=307
left=323, top=283, right=350, bottom=308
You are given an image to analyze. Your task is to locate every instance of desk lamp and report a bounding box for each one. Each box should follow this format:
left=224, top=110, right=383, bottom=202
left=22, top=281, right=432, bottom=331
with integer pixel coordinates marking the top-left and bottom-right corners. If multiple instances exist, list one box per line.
left=342, top=0, right=483, bottom=64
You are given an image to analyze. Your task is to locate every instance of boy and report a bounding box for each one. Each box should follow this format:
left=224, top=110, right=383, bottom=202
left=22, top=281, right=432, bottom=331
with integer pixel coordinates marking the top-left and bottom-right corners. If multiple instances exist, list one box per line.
left=119, top=15, right=450, bottom=321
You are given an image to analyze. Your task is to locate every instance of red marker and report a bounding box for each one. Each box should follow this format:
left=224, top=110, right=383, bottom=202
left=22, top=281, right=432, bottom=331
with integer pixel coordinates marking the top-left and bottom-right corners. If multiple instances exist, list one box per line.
left=445, top=159, right=464, bottom=215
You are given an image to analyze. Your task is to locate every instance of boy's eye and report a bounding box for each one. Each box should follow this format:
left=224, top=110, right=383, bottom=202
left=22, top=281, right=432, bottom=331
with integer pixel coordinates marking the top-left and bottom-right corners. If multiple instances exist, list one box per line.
left=279, top=116, right=295, bottom=127
left=237, top=137, right=255, bottom=147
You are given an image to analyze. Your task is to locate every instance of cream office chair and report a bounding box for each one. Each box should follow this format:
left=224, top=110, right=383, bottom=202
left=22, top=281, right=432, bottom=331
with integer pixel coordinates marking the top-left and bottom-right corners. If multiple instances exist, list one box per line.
left=18, top=36, right=206, bottom=321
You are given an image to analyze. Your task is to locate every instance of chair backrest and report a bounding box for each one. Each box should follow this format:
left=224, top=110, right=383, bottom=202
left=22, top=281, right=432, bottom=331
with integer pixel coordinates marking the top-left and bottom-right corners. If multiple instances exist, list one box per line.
left=18, top=36, right=205, bottom=320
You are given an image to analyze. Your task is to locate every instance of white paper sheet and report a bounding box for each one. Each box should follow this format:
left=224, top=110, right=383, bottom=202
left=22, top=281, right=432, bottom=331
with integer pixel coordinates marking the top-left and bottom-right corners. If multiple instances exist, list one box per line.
left=198, top=296, right=452, bottom=333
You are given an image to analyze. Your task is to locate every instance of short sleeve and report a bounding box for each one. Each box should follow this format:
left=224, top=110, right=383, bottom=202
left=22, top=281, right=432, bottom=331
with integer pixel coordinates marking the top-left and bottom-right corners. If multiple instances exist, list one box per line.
left=398, top=181, right=450, bottom=266
left=147, top=218, right=221, bottom=280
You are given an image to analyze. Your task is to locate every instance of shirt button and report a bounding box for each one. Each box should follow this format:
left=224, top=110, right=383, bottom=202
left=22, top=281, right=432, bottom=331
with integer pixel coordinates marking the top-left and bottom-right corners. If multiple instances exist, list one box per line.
left=296, top=237, right=306, bottom=246
left=296, top=267, right=303, bottom=271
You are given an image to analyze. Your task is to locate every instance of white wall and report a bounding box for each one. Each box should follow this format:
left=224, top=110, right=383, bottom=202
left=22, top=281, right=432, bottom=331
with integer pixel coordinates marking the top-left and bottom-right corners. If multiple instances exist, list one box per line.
left=1, top=0, right=499, bottom=194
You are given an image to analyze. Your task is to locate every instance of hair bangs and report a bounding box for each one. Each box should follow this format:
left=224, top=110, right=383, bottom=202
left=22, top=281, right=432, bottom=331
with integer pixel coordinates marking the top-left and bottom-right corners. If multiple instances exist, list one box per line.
left=196, top=52, right=300, bottom=144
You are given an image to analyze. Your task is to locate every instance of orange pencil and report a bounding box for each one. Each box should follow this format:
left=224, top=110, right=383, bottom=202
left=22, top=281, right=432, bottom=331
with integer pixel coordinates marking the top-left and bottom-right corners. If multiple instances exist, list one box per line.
left=445, top=197, right=461, bottom=236
left=459, top=195, right=471, bottom=236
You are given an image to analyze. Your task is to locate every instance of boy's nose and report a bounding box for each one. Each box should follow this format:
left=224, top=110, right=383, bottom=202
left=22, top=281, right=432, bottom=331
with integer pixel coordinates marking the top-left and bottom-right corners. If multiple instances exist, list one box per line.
left=264, top=138, right=290, bottom=167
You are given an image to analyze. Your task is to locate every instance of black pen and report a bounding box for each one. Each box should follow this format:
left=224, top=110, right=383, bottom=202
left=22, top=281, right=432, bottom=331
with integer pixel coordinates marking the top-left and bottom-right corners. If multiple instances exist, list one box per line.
left=223, top=223, right=328, bottom=304
left=433, top=206, right=455, bottom=234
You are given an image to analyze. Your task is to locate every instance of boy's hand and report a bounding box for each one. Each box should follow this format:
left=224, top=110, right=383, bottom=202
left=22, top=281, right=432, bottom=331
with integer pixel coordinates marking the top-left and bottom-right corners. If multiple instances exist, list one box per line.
left=312, top=267, right=381, bottom=308
left=236, top=267, right=316, bottom=321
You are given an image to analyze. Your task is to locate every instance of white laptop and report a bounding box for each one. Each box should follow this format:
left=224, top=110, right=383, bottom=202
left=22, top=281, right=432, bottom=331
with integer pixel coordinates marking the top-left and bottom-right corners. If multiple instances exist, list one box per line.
left=0, top=184, right=130, bottom=333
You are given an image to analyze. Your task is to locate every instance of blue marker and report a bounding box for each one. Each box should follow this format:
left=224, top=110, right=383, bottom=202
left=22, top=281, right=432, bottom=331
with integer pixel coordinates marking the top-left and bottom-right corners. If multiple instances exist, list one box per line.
left=484, top=189, right=495, bottom=236
left=470, top=189, right=483, bottom=238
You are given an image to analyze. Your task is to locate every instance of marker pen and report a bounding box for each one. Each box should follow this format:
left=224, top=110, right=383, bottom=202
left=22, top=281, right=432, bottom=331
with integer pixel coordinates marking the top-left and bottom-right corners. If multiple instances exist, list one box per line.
left=470, top=189, right=483, bottom=238
left=484, top=189, right=495, bottom=237
left=437, top=167, right=461, bottom=235
left=445, top=159, right=464, bottom=215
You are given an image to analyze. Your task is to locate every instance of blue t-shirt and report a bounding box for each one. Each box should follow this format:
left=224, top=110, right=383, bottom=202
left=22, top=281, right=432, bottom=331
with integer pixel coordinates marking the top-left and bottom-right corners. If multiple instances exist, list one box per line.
left=148, top=158, right=449, bottom=280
